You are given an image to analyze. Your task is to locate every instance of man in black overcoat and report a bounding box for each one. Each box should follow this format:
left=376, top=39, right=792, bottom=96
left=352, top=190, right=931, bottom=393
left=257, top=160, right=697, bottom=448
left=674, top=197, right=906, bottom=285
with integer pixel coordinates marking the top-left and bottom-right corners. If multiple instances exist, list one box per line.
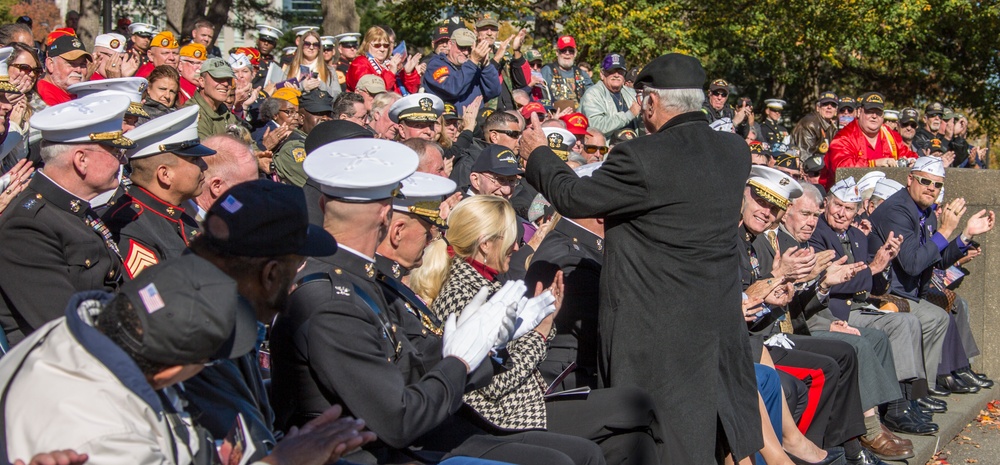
left=518, top=53, right=761, bottom=464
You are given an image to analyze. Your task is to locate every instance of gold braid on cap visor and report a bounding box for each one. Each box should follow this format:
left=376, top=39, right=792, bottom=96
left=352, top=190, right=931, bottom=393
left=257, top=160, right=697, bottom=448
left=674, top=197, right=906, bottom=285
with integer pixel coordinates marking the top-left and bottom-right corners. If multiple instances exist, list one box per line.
left=127, top=102, right=150, bottom=118
left=89, top=130, right=136, bottom=148
left=747, top=180, right=789, bottom=210
left=0, top=76, right=20, bottom=94
left=408, top=201, right=446, bottom=227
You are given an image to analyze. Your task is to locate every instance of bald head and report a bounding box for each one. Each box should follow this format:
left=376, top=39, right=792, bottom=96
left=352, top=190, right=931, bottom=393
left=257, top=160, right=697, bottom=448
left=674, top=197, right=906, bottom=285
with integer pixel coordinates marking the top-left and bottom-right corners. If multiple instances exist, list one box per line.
left=193, top=134, right=259, bottom=211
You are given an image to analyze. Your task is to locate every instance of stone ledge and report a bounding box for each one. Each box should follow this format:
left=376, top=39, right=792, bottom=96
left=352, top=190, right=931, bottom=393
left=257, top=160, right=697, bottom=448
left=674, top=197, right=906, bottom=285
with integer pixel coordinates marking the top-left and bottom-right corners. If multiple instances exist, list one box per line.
left=886, top=388, right=995, bottom=464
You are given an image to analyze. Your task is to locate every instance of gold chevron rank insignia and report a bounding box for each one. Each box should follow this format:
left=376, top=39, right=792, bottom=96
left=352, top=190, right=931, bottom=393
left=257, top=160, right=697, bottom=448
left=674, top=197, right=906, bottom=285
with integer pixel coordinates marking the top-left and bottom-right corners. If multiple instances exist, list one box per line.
left=125, top=240, right=159, bottom=279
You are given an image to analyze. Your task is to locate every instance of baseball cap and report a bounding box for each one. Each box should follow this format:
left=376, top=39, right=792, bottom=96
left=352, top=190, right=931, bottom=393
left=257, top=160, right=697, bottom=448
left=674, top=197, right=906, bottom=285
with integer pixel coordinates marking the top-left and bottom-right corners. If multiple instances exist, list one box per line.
left=471, top=144, right=524, bottom=176
left=924, top=102, right=944, bottom=117
left=899, top=108, right=919, bottom=125
left=118, top=254, right=258, bottom=366
left=356, top=74, right=386, bottom=95
left=48, top=35, right=90, bottom=61
left=476, top=12, right=500, bottom=29
left=709, top=78, right=729, bottom=92
left=602, top=53, right=626, bottom=72
left=561, top=112, right=589, bottom=137
left=838, top=96, right=855, bottom=110
left=300, top=90, right=334, bottom=114
left=817, top=91, right=838, bottom=105
left=451, top=28, right=476, bottom=47
left=200, top=57, right=234, bottom=79
left=520, top=101, right=546, bottom=120
left=859, top=92, right=885, bottom=111
left=205, top=179, right=338, bottom=257
left=557, top=36, right=576, bottom=50
left=524, top=49, right=542, bottom=63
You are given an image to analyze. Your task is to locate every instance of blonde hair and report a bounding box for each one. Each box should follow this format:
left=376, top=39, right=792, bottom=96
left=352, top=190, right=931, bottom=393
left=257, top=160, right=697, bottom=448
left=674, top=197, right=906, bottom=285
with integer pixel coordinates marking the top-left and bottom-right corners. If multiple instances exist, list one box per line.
left=409, top=196, right=517, bottom=305
left=286, top=30, right=330, bottom=84
left=358, top=26, right=390, bottom=56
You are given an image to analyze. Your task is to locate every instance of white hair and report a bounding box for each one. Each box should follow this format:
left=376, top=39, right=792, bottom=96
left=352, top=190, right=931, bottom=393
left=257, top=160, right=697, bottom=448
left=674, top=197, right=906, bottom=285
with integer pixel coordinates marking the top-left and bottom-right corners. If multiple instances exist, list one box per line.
left=645, top=87, right=705, bottom=114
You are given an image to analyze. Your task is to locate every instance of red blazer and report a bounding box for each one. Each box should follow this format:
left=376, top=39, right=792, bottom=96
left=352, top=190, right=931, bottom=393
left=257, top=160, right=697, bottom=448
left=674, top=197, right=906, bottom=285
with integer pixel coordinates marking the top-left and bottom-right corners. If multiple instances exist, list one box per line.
left=820, top=120, right=915, bottom=187
left=345, top=54, right=419, bottom=94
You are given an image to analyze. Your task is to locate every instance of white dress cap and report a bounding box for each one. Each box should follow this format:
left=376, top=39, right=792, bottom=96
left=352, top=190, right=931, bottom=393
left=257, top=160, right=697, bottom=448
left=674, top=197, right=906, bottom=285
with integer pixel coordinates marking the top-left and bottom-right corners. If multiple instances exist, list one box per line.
left=31, top=94, right=134, bottom=147
left=305, top=139, right=419, bottom=201
left=392, top=172, right=457, bottom=226
left=747, top=165, right=803, bottom=210
left=124, top=106, right=215, bottom=159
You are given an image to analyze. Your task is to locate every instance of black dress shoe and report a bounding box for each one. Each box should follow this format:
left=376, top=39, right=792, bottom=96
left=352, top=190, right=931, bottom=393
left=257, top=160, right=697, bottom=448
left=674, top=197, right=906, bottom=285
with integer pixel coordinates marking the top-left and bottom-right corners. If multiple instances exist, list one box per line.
left=921, top=396, right=948, bottom=408
left=917, top=397, right=947, bottom=413
left=846, top=447, right=890, bottom=465
left=973, top=370, right=992, bottom=381
left=956, top=369, right=994, bottom=389
left=906, top=400, right=934, bottom=421
left=883, top=406, right=939, bottom=435
left=788, top=446, right=846, bottom=465
left=939, top=373, right=980, bottom=394
left=928, top=383, right=951, bottom=396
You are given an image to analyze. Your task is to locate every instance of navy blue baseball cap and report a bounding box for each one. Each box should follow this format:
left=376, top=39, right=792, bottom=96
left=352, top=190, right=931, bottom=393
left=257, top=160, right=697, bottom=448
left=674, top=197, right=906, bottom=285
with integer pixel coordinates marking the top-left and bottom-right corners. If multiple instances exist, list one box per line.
left=205, top=179, right=337, bottom=257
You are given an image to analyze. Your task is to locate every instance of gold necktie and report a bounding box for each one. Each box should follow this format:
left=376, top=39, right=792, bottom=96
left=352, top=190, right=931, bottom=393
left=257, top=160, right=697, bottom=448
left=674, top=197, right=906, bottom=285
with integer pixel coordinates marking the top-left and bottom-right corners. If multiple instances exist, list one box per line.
left=768, top=230, right=794, bottom=334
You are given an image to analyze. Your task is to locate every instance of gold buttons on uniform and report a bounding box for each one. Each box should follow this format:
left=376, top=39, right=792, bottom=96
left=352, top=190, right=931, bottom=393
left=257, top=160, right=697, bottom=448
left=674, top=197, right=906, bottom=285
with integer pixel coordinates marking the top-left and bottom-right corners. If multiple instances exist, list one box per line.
left=84, top=259, right=91, bottom=267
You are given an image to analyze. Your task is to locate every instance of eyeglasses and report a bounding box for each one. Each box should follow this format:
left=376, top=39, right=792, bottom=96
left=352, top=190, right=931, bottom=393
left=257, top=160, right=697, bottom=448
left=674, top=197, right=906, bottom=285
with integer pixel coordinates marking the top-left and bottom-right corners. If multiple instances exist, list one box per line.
left=711, top=90, right=728, bottom=97
left=483, top=173, right=520, bottom=187
left=531, top=62, right=542, bottom=69
left=259, top=37, right=277, bottom=44
left=912, top=175, right=944, bottom=189
left=901, top=122, right=918, bottom=129
left=820, top=102, right=838, bottom=108
left=9, top=63, right=41, bottom=75
left=583, top=144, right=609, bottom=155
left=303, top=41, right=320, bottom=48
left=370, top=43, right=390, bottom=49
left=558, top=48, right=576, bottom=55
left=278, top=109, right=297, bottom=115
left=491, top=128, right=522, bottom=138
left=341, top=43, right=358, bottom=49
left=839, top=107, right=854, bottom=113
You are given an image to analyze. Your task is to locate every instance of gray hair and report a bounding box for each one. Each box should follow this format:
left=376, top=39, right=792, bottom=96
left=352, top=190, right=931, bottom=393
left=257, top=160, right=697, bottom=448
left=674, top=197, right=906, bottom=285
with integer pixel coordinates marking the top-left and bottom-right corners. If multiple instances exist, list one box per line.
left=646, top=87, right=705, bottom=114
left=39, top=141, right=73, bottom=166
left=259, top=98, right=282, bottom=122
left=567, top=153, right=587, bottom=165
left=796, top=183, right=825, bottom=207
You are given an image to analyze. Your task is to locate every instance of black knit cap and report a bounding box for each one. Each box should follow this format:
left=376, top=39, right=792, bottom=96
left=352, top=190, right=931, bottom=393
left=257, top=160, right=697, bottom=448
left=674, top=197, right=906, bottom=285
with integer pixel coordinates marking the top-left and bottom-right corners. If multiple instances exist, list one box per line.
left=633, top=53, right=706, bottom=91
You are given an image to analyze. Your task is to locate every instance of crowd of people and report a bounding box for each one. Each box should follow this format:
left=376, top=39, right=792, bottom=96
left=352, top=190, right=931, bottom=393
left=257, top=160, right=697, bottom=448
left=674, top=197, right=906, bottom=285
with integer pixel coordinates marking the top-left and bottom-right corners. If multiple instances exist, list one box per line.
left=0, top=9, right=993, bottom=465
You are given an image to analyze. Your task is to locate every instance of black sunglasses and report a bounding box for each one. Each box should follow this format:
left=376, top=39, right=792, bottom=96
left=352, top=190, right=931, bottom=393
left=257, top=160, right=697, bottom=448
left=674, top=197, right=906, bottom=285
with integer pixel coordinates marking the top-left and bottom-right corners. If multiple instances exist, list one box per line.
left=711, top=90, right=728, bottom=97
left=912, top=175, right=943, bottom=189
left=901, top=122, right=918, bottom=129
left=491, top=129, right=522, bottom=138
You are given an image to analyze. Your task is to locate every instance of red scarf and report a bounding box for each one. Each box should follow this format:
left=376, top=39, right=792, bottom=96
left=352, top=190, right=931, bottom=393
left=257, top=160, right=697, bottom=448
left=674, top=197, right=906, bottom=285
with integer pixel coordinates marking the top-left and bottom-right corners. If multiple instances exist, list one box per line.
left=447, top=246, right=499, bottom=281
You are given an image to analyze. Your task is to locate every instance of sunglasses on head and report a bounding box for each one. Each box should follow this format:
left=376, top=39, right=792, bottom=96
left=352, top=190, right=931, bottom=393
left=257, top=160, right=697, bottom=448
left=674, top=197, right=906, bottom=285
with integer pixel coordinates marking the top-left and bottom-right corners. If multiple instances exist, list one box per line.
left=912, top=175, right=944, bottom=189
left=584, top=144, right=609, bottom=155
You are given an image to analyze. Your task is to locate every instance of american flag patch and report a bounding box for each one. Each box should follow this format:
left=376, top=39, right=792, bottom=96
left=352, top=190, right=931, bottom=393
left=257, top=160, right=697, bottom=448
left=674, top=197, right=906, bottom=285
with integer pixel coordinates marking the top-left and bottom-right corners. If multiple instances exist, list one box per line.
left=138, top=283, right=165, bottom=313
left=221, top=195, right=243, bottom=213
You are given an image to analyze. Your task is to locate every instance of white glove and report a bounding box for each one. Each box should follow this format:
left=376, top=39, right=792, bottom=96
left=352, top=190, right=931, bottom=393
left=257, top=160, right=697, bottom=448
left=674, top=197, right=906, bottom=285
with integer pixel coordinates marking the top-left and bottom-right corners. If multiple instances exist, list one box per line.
left=764, top=333, right=796, bottom=350
left=511, top=291, right=556, bottom=340
left=443, top=281, right=525, bottom=372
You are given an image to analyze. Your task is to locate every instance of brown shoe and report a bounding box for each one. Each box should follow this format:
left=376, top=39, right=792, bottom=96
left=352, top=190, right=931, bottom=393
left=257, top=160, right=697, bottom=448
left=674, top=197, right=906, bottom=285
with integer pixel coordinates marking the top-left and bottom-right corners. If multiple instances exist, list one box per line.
left=861, top=429, right=914, bottom=461
left=880, top=422, right=914, bottom=448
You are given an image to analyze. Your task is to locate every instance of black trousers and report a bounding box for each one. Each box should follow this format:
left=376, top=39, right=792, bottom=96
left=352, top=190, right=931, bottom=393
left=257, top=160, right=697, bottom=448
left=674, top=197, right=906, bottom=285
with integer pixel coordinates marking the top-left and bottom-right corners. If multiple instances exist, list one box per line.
left=778, top=369, right=809, bottom=422
left=769, top=336, right=866, bottom=448
left=546, top=386, right=662, bottom=465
